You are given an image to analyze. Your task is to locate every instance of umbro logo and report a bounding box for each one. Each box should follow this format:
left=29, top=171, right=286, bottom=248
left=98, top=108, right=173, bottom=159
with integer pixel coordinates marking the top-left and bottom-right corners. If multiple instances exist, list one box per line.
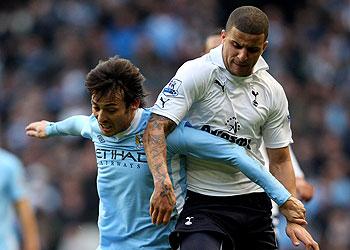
left=97, top=135, right=105, bottom=143
left=214, top=79, right=225, bottom=93
left=185, top=216, right=194, bottom=226
left=160, top=96, right=170, bottom=108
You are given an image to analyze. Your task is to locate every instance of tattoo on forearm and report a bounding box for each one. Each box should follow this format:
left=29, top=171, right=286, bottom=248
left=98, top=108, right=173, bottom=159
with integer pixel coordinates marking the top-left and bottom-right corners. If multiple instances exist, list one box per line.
left=144, top=114, right=177, bottom=186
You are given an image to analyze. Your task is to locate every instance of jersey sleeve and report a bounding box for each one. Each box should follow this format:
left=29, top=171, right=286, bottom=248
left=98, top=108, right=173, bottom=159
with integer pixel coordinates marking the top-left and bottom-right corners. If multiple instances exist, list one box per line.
left=45, top=115, right=92, bottom=139
left=7, top=155, right=26, bottom=202
left=151, top=60, right=210, bottom=124
left=262, top=84, right=293, bottom=148
left=167, top=123, right=291, bottom=206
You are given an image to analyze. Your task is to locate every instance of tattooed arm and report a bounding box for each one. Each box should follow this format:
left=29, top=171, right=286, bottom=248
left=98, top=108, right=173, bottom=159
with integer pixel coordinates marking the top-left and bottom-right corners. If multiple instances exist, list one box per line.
left=143, top=113, right=177, bottom=225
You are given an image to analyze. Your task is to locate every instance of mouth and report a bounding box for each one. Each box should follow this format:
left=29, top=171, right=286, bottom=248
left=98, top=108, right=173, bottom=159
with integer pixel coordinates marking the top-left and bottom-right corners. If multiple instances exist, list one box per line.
left=99, top=123, right=113, bottom=133
left=233, top=61, right=249, bottom=67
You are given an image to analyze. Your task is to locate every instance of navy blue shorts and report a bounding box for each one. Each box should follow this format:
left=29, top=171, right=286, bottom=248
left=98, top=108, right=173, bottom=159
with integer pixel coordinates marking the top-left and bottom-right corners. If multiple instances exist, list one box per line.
left=170, top=191, right=277, bottom=250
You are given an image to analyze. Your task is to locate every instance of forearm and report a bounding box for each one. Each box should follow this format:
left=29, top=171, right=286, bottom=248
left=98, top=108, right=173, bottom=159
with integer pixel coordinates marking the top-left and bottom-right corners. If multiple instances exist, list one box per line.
left=46, top=115, right=88, bottom=136
left=16, top=200, right=40, bottom=250
left=270, top=160, right=297, bottom=196
left=143, top=114, right=176, bottom=184
left=143, top=114, right=177, bottom=224
left=143, top=121, right=169, bottom=184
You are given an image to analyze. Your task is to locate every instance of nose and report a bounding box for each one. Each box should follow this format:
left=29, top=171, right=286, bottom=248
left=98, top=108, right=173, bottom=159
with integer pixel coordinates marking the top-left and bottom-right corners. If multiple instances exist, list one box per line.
left=237, top=48, right=248, bottom=62
left=96, top=110, right=108, bottom=123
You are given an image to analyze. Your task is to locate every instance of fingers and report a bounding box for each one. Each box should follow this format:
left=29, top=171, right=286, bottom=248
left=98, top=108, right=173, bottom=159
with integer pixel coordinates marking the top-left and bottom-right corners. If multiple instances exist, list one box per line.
left=287, top=227, right=300, bottom=246
left=150, top=204, right=172, bottom=225
left=149, top=187, right=175, bottom=225
left=162, top=210, right=172, bottom=225
left=149, top=201, right=154, bottom=220
left=151, top=206, right=159, bottom=224
left=294, top=227, right=319, bottom=250
left=286, top=223, right=320, bottom=250
left=25, top=121, right=48, bottom=138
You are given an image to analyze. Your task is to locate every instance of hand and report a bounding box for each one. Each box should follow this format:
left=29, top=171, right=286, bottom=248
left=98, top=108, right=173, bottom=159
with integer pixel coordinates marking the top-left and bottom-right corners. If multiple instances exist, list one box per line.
left=296, top=177, right=315, bottom=202
left=286, top=222, right=319, bottom=250
left=25, top=120, right=49, bottom=138
left=150, top=176, right=176, bottom=225
left=279, top=196, right=307, bottom=225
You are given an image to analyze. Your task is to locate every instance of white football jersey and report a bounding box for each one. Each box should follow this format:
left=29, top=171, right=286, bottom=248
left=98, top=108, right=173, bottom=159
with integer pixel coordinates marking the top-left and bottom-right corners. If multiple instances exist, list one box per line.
left=152, top=44, right=293, bottom=196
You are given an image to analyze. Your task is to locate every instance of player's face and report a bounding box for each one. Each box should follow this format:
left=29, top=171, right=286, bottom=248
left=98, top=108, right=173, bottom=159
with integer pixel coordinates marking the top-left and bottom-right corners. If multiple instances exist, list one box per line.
left=91, top=91, right=138, bottom=136
left=222, top=27, right=267, bottom=77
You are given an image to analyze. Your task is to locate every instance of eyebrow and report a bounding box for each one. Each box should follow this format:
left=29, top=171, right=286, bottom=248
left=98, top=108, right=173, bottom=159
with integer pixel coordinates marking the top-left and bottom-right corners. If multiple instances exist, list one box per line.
left=91, top=100, right=118, bottom=107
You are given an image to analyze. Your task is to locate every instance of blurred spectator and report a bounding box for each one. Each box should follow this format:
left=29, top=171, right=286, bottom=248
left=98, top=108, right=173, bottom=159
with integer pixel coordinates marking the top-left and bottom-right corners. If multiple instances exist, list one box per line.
left=0, top=147, right=40, bottom=250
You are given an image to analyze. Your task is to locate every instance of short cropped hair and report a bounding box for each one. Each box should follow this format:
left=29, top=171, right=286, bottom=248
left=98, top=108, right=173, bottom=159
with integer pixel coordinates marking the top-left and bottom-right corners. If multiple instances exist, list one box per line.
left=226, top=6, right=269, bottom=40
left=85, top=56, right=146, bottom=108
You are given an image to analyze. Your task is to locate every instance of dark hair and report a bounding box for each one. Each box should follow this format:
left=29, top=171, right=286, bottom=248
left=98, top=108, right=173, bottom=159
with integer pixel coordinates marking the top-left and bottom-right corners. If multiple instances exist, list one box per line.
left=226, top=6, right=269, bottom=40
left=85, top=56, right=146, bottom=108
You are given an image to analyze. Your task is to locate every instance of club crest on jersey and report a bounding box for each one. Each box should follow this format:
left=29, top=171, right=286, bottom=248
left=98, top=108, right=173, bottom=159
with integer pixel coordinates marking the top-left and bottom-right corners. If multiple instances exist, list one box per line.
left=251, top=90, right=259, bottom=107
left=135, top=134, right=143, bottom=149
left=163, top=78, right=182, bottom=96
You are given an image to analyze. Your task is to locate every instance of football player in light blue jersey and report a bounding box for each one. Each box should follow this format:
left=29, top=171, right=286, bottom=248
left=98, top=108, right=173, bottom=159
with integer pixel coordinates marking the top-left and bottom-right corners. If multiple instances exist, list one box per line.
left=0, top=148, right=40, bottom=250
left=26, top=57, right=304, bottom=250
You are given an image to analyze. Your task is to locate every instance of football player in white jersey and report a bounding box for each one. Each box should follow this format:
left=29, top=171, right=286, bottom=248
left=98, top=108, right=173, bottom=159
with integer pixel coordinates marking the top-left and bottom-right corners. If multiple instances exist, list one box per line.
left=143, top=5, right=319, bottom=250
left=204, top=29, right=315, bottom=233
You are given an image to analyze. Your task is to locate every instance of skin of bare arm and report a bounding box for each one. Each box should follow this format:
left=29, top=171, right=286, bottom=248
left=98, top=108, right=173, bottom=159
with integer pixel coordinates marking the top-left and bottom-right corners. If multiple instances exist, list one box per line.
left=15, top=199, right=40, bottom=250
left=143, top=113, right=177, bottom=225
left=267, top=147, right=297, bottom=196
left=267, top=147, right=319, bottom=249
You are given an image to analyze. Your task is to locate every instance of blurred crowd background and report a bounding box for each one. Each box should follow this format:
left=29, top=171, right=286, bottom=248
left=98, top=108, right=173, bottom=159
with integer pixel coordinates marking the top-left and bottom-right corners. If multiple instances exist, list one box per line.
left=1, top=0, right=350, bottom=249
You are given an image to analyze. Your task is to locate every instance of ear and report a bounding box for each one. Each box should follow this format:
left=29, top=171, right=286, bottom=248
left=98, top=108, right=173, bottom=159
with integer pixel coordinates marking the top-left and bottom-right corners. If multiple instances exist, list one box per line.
left=129, top=99, right=141, bottom=111
left=221, top=29, right=226, bottom=39
left=262, top=40, right=268, bottom=51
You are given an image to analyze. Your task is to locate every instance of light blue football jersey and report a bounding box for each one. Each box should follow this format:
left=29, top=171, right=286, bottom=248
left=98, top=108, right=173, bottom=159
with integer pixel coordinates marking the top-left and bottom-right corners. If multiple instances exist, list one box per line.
left=0, top=148, right=27, bottom=250
left=46, top=108, right=291, bottom=249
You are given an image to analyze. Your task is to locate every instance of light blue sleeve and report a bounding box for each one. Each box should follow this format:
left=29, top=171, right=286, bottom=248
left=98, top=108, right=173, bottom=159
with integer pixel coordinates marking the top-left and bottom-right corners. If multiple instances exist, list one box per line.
left=167, top=122, right=291, bottom=206
left=7, top=153, right=26, bottom=202
left=45, top=115, right=92, bottom=139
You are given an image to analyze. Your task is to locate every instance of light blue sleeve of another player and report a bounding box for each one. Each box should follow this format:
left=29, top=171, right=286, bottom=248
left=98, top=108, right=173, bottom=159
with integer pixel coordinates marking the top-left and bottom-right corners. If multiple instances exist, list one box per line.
left=167, top=122, right=291, bottom=206
left=45, top=115, right=92, bottom=139
left=2, top=150, right=27, bottom=202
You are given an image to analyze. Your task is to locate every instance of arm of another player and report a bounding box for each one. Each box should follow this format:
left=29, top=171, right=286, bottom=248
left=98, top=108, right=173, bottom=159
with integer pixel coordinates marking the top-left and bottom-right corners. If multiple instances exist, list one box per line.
left=167, top=123, right=306, bottom=224
left=290, top=147, right=315, bottom=202
left=15, top=199, right=40, bottom=250
left=267, top=147, right=305, bottom=220
left=267, top=147, right=319, bottom=249
left=143, top=113, right=177, bottom=225
left=26, top=115, right=90, bottom=138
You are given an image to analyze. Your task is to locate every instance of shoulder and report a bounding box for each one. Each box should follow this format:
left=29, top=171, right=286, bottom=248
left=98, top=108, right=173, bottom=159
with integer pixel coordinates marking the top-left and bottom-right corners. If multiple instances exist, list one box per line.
left=0, top=149, right=24, bottom=175
left=0, top=149, right=22, bottom=167
left=177, top=55, right=219, bottom=80
left=255, top=70, right=286, bottom=96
